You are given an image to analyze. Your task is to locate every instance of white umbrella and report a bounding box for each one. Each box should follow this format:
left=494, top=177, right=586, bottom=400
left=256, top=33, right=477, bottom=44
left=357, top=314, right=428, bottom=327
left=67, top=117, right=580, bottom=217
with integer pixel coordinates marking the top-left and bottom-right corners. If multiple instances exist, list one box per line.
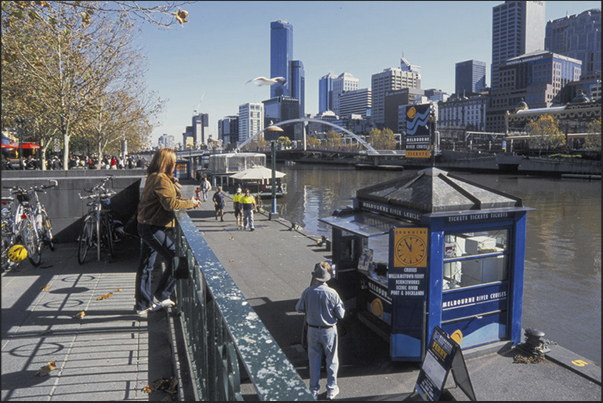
left=230, top=166, right=286, bottom=181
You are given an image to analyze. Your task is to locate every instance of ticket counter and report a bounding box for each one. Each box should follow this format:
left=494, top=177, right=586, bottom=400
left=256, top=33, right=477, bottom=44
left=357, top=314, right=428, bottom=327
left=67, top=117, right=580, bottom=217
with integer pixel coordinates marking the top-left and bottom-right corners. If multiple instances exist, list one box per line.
left=320, top=168, right=532, bottom=361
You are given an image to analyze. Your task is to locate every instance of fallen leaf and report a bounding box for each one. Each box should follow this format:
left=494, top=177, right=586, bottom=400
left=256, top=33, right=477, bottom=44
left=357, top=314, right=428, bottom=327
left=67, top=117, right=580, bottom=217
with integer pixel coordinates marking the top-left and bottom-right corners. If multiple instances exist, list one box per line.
left=74, top=311, right=85, bottom=319
left=229, top=259, right=234, bottom=262
left=143, top=377, right=178, bottom=394
left=96, top=292, right=112, bottom=300
left=229, top=237, right=234, bottom=240
left=115, top=288, right=122, bottom=292
left=39, top=329, right=52, bottom=336
left=34, top=361, right=56, bottom=376
left=41, top=285, right=50, bottom=291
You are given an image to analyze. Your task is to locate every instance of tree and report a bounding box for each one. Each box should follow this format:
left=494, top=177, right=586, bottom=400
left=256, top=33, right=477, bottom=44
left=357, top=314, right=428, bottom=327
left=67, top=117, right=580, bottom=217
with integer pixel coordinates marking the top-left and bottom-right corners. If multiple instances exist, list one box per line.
left=277, top=136, right=291, bottom=149
left=525, top=115, right=564, bottom=156
left=306, top=135, right=320, bottom=149
left=584, top=118, right=601, bottom=152
left=325, top=130, right=342, bottom=149
left=369, top=128, right=396, bottom=150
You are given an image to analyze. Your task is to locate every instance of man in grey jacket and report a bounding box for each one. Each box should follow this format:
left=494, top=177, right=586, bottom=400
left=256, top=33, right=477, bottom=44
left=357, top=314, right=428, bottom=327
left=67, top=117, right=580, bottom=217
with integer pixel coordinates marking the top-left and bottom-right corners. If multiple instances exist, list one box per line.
left=296, top=262, right=345, bottom=400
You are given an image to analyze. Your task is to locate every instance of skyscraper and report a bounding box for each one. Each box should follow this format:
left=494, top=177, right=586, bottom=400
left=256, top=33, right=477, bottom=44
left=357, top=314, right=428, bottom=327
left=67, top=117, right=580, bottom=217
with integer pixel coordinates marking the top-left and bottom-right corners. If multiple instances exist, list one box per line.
left=545, top=8, right=601, bottom=75
left=332, top=72, right=359, bottom=116
left=289, top=60, right=305, bottom=118
left=270, top=20, right=293, bottom=98
left=455, top=60, right=487, bottom=95
left=318, top=72, right=336, bottom=113
left=491, top=1, right=546, bottom=91
left=371, top=65, right=421, bottom=127
left=238, top=103, right=264, bottom=144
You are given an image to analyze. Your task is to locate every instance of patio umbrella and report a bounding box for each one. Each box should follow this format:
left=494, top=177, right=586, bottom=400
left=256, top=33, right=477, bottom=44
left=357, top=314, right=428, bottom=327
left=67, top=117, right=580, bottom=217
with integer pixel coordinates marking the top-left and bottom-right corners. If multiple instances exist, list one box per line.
left=1, top=142, right=18, bottom=149
left=229, top=165, right=285, bottom=181
left=21, top=142, right=40, bottom=149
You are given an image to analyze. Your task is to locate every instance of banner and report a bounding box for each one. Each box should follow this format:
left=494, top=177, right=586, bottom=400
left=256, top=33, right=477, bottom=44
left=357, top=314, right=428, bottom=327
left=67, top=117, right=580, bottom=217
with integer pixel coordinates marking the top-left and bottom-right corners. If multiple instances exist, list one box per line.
left=405, top=104, right=431, bottom=155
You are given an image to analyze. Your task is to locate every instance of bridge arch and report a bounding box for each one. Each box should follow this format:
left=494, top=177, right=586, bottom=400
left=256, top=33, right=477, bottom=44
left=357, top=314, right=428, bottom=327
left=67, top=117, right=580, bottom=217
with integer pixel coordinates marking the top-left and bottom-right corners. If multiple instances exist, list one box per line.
left=235, top=117, right=378, bottom=154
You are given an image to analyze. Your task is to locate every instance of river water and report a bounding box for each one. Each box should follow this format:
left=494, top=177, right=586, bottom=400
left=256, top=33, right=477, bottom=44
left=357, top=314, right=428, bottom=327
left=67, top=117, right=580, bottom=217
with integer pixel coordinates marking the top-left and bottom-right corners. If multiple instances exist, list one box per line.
left=270, top=163, right=601, bottom=365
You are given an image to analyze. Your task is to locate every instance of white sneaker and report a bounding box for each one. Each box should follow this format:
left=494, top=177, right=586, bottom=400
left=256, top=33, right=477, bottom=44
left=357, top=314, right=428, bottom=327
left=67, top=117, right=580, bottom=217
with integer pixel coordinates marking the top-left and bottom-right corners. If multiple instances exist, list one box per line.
left=153, top=297, right=175, bottom=309
left=327, top=387, right=339, bottom=400
left=311, top=390, right=319, bottom=400
left=136, top=304, right=157, bottom=315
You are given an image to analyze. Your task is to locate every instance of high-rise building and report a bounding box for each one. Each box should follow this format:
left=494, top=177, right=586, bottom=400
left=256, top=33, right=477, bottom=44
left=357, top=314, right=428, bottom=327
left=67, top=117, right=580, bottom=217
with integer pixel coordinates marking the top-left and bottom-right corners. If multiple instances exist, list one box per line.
left=545, top=8, right=601, bottom=76
left=339, top=88, right=371, bottom=119
left=371, top=65, right=421, bottom=127
left=332, top=72, right=359, bottom=116
left=289, top=60, right=305, bottom=118
left=486, top=50, right=582, bottom=132
left=270, top=20, right=293, bottom=98
left=158, top=134, right=175, bottom=149
left=192, top=113, right=209, bottom=147
left=491, top=1, right=546, bottom=91
left=455, top=60, right=487, bottom=95
left=218, top=116, right=239, bottom=148
left=238, top=103, right=264, bottom=144
left=318, top=72, right=337, bottom=113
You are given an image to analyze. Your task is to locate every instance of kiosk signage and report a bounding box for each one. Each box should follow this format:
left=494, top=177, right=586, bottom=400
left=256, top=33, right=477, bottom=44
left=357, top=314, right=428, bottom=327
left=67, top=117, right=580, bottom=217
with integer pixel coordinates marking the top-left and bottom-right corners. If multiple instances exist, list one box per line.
left=388, top=228, right=428, bottom=298
left=415, top=326, right=476, bottom=401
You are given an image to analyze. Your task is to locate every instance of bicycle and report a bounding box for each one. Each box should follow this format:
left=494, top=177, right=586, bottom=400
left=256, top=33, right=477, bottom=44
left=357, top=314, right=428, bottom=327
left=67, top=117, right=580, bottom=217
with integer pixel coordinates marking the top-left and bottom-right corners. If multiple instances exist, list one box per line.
left=78, top=176, right=118, bottom=264
left=5, top=181, right=57, bottom=267
left=1, top=196, right=18, bottom=272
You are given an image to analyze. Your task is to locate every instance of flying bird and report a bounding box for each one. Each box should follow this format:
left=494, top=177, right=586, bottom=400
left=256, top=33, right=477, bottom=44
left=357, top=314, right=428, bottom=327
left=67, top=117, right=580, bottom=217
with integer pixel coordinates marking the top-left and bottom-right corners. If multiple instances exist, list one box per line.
left=246, top=76, right=287, bottom=86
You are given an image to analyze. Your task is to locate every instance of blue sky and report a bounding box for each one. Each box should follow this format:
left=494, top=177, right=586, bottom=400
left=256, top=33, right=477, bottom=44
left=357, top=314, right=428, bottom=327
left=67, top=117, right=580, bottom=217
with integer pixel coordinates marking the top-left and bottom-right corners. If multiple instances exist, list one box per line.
left=136, top=1, right=600, bottom=146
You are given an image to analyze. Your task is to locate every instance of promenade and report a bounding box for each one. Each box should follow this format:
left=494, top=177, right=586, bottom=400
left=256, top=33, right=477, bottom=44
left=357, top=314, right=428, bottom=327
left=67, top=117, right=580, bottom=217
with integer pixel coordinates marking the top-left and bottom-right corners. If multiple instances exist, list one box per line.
left=1, top=180, right=601, bottom=401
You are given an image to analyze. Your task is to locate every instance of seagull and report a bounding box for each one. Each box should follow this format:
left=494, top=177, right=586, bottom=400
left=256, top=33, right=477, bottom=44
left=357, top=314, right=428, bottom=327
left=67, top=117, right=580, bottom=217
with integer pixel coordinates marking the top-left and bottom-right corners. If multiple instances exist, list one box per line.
left=246, top=76, right=287, bottom=86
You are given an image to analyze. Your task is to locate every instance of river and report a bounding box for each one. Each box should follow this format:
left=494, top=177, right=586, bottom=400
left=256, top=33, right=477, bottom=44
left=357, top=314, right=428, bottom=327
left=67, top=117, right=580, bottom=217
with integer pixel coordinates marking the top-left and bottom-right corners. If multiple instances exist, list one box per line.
left=269, top=163, right=601, bottom=365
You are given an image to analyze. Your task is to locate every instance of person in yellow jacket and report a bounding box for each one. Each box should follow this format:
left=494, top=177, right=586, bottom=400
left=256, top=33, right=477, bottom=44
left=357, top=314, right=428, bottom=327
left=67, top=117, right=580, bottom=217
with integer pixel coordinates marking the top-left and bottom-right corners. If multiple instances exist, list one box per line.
left=135, top=148, right=201, bottom=315
left=232, top=188, right=243, bottom=229
left=240, top=188, right=256, bottom=231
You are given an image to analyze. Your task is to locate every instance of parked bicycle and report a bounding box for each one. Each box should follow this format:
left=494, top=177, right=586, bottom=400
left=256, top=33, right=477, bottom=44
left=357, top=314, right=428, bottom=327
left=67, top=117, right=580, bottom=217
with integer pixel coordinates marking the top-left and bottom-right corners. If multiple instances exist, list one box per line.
left=3, top=181, right=57, bottom=268
left=78, top=176, right=121, bottom=264
left=1, top=196, right=19, bottom=272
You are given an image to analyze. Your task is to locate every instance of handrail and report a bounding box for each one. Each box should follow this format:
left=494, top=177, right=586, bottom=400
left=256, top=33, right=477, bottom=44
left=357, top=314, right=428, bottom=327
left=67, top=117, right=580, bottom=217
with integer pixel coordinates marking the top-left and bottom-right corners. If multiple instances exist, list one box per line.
left=172, top=209, right=314, bottom=401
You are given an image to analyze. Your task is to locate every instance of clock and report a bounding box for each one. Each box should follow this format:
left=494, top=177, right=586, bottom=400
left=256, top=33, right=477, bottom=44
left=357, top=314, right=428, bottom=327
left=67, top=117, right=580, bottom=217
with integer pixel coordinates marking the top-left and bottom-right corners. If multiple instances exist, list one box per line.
left=394, top=230, right=428, bottom=267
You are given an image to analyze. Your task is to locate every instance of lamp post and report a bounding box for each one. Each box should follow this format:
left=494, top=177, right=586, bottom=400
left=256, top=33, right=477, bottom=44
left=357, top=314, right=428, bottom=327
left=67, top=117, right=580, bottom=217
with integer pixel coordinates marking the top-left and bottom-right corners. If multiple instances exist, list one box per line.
left=265, top=125, right=284, bottom=220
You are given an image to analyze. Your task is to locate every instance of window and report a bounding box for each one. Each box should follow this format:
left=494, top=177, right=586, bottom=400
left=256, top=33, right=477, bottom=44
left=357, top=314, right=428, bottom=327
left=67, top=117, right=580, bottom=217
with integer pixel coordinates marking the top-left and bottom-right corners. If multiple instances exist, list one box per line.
left=443, top=229, right=509, bottom=290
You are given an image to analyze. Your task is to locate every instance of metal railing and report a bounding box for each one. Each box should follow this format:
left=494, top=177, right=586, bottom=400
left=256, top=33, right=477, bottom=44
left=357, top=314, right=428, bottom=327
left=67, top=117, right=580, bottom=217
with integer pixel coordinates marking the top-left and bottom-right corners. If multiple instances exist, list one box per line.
left=172, top=209, right=314, bottom=401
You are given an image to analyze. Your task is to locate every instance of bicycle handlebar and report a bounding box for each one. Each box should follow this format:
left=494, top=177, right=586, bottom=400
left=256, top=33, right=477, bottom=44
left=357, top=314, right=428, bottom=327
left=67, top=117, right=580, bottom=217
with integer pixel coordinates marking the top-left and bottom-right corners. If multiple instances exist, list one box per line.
left=79, top=189, right=116, bottom=200
left=82, top=175, right=114, bottom=193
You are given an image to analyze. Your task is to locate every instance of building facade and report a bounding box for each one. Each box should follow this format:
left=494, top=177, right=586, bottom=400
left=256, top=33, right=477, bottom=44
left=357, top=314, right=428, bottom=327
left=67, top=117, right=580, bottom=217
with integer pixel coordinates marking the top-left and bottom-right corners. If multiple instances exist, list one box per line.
left=491, top=1, right=546, bottom=91
left=238, top=103, right=264, bottom=144
left=385, top=88, right=426, bottom=133
left=371, top=65, right=421, bottom=127
left=192, top=113, right=209, bottom=147
left=318, top=72, right=336, bottom=113
left=438, top=94, right=489, bottom=141
left=545, top=8, right=601, bottom=76
left=218, top=116, right=239, bottom=149
left=289, top=60, right=305, bottom=118
left=332, top=72, right=359, bottom=116
left=487, top=50, right=582, bottom=132
left=455, top=60, right=487, bottom=95
left=158, top=134, right=175, bottom=149
left=339, top=88, right=371, bottom=119
left=270, top=20, right=293, bottom=98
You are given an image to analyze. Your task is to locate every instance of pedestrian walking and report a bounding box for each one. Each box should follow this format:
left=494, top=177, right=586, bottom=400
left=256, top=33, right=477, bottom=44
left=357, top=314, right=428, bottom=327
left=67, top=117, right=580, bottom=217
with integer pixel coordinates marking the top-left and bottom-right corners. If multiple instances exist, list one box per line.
left=134, top=148, right=201, bottom=315
left=232, top=188, right=243, bottom=229
left=201, top=176, right=211, bottom=201
left=296, top=262, right=345, bottom=400
left=240, top=188, right=256, bottom=231
left=213, top=186, right=225, bottom=222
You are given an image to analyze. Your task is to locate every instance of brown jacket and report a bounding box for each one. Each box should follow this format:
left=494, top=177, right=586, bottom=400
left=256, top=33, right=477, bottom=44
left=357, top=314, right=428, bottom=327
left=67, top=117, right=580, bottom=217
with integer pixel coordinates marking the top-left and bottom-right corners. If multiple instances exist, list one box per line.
left=137, top=172, right=196, bottom=227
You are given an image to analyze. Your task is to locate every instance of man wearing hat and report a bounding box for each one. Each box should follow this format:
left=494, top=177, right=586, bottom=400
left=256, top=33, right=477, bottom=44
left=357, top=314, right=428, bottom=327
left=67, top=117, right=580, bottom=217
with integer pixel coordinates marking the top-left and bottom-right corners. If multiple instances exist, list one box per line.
left=296, top=262, right=345, bottom=400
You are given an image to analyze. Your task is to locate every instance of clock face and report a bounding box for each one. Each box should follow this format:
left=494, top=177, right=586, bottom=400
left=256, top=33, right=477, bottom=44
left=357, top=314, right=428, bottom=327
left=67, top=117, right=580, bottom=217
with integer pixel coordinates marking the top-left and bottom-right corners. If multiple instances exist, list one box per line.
left=395, top=234, right=427, bottom=267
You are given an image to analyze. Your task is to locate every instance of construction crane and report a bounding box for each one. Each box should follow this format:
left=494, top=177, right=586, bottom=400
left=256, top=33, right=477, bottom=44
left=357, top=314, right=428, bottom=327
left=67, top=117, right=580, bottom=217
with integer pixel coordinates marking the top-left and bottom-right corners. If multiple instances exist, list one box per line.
left=193, top=91, right=206, bottom=115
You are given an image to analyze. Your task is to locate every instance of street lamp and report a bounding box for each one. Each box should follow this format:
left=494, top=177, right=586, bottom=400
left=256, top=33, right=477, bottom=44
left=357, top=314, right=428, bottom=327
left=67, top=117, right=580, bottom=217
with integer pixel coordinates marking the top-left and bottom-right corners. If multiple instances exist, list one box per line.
left=265, top=125, right=284, bottom=220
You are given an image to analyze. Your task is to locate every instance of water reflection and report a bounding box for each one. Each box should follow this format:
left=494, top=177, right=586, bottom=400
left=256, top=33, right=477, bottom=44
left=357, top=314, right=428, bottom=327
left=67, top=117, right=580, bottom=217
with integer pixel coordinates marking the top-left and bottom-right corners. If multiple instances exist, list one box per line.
left=274, top=164, right=601, bottom=364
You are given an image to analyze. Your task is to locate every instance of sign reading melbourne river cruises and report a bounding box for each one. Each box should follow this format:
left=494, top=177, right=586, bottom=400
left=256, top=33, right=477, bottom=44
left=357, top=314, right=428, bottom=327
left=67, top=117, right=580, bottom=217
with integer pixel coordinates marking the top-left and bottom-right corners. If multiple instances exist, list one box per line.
left=405, top=104, right=431, bottom=158
left=388, top=228, right=428, bottom=298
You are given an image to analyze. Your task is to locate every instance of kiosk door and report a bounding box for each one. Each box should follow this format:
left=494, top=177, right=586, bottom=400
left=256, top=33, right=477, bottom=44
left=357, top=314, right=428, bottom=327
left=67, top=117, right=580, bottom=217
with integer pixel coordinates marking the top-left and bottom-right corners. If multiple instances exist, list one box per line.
left=440, top=230, right=510, bottom=348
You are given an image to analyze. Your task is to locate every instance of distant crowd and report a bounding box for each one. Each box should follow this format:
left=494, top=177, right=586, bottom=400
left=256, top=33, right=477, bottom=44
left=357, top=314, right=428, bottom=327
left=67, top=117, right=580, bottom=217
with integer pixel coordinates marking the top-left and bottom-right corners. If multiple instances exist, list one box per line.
left=1, top=154, right=145, bottom=170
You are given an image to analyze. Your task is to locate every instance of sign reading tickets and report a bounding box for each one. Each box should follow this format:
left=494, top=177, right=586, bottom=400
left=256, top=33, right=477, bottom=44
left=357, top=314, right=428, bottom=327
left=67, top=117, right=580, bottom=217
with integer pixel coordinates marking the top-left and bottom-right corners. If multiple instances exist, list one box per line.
left=388, top=228, right=428, bottom=298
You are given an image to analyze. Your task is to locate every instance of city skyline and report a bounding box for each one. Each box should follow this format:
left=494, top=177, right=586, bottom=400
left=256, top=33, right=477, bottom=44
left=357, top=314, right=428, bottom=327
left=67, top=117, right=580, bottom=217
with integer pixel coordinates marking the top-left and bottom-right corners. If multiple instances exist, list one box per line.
left=136, top=1, right=600, bottom=146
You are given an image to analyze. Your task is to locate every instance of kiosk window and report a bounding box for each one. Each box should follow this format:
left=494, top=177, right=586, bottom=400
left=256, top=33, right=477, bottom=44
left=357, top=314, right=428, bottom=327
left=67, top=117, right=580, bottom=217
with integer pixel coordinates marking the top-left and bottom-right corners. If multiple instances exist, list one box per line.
left=443, top=230, right=509, bottom=289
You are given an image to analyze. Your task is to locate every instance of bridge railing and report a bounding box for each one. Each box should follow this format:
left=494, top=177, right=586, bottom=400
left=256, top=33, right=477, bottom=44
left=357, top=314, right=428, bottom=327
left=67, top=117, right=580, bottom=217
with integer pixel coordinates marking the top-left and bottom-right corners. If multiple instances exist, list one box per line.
left=172, top=209, right=314, bottom=401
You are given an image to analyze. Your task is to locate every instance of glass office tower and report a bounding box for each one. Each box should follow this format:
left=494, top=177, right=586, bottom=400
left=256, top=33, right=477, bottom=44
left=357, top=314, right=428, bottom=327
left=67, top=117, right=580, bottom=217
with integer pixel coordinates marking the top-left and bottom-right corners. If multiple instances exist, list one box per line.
left=289, top=60, right=305, bottom=118
left=270, top=20, right=293, bottom=98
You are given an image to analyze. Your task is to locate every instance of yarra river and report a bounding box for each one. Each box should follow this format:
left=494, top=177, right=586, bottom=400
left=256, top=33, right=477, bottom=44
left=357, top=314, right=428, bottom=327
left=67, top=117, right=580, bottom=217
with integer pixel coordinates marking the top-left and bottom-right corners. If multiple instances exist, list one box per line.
left=267, top=163, right=601, bottom=365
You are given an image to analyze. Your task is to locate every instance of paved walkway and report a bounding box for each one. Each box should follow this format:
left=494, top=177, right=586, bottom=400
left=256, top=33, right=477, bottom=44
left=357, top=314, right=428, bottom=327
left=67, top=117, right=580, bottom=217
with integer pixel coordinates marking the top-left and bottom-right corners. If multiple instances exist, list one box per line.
left=1, top=180, right=600, bottom=401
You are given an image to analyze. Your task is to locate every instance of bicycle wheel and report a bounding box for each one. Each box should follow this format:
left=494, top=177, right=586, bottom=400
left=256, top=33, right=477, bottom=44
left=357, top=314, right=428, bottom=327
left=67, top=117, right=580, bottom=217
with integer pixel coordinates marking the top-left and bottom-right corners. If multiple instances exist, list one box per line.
left=40, top=209, right=55, bottom=251
left=100, top=215, right=114, bottom=259
left=22, top=217, right=42, bottom=267
left=1, top=231, right=15, bottom=272
left=78, top=216, right=95, bottom=264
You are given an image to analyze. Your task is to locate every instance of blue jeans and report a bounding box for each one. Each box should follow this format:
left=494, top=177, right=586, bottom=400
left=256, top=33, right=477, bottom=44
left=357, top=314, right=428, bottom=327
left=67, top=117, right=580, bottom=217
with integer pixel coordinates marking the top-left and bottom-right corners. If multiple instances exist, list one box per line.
left=307, top=326, right=339, bottom=393
left=243, top=208, right=254, bottom=229
left=135, top=223, right=176, bottom=311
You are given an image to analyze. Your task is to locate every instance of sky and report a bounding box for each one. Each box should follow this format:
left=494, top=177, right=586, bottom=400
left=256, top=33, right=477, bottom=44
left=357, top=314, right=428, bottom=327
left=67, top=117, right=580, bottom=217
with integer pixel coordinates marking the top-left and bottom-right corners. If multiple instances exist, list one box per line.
left=135, top=1, right=601, bottom=146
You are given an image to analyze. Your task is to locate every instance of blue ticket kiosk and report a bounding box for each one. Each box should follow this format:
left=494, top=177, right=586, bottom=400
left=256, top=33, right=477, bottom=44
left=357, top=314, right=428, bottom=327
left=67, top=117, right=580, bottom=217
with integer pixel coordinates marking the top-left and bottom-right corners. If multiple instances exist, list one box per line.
left=320, top=168, right=532, bottom=362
